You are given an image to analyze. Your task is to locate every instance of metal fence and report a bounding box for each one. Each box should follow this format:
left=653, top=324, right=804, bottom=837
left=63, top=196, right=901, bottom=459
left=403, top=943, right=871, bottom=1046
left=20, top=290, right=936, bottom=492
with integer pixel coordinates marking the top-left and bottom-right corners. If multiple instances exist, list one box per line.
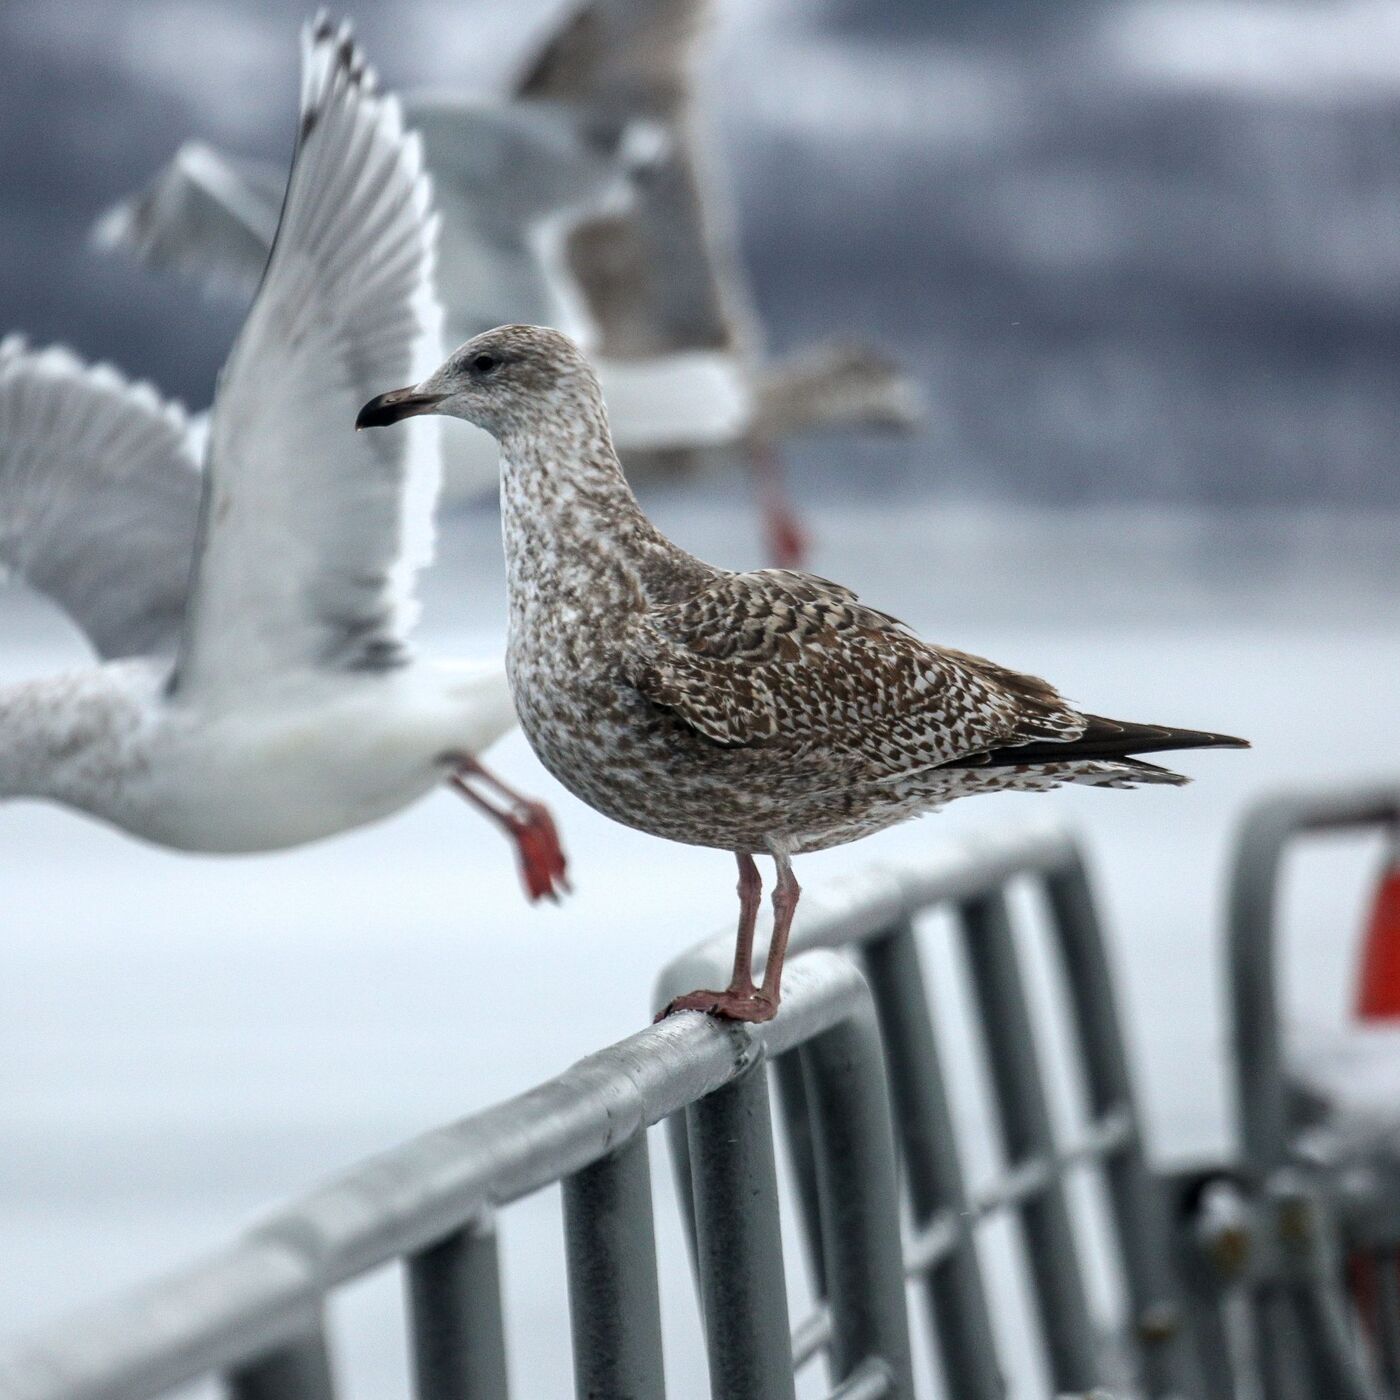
left=4, top=795, right=1400, bottom=1400
left=658, top=820, right=1199, bottom=1400
left=1200, top=782, right=1400, bottom=1400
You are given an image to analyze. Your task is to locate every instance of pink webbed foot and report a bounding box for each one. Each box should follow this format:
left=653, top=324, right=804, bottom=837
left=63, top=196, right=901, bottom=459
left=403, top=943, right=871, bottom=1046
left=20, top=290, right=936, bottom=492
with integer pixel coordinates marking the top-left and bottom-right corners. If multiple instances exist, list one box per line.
left=450, top=765, right=571, bottom=905
left=655, top=987, right=779, bottom=1024
left=503, top=800, right=571, bottom=904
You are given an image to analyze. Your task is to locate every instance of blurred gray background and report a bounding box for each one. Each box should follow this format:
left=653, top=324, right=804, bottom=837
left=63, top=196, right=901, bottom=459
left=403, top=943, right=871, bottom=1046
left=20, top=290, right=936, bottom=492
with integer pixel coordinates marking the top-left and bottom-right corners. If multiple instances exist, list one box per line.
left=2, top=2, right=1398, bottom=1395
left=6, top=0, right=1400, bottom=505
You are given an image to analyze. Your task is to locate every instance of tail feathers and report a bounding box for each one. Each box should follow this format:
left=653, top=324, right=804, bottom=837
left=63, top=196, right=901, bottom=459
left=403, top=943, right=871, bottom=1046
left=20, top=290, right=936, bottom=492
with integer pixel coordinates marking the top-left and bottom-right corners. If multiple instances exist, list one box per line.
left=952, top=715, right=1249, bottom=772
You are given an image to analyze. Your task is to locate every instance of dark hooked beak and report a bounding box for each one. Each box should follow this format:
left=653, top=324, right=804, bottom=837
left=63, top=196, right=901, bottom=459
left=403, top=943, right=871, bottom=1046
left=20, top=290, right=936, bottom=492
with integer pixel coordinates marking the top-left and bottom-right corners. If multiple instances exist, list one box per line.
left=355, top=387, right=444, bottom=430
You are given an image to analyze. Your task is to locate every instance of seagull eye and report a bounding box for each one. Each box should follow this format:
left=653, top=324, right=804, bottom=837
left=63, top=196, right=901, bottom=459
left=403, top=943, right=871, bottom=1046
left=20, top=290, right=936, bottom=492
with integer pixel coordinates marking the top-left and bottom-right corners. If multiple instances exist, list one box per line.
left=471, top=353, right=498, bottom=374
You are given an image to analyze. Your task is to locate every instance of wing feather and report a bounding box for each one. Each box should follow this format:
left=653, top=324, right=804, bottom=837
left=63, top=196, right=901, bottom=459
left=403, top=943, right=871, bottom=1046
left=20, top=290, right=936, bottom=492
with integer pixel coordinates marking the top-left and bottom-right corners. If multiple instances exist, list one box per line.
left=0, top=340, right=201, bottom=659
left=92, top=142, right=284, bottom=300
left=627, top=569, right=1087, bottom=763
left=173, top=18, right=443, bottom=697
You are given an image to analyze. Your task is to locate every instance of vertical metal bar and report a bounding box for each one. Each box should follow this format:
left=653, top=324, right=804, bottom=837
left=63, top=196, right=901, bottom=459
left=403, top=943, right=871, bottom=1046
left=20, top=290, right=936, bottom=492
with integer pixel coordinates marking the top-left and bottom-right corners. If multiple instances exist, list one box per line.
left=1373, top=1252, right=1400, bottom=1392
left=771, top=1047, right=828, bottom=1297
left=861, top=922, right=1004, bottom=1400
left=798, top=998, right=915, bottom=1398
left=686, top=1057, right=797, bottom=1400
left=1271, top=1181, right=1383, bottom=1400
left=562, top=1132, right=667, bottom=1400
left=407, top=1221, right=511, bottom=1400
left=227, top=1327, right=336, bottom=1400
left=1045, top=856, right=1202, bottom=1398
left=959, top=889, right=1099, bottom=1392
left=1228, top=808, right=1294, bottom=1182
left=665, top=1112, right=699, bottom=1279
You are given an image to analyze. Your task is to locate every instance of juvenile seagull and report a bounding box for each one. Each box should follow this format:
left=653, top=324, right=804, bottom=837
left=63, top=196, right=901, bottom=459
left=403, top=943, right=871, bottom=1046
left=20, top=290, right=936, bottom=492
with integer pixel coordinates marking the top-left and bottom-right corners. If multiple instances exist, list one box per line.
left=360, top=324, right=1247, bottom=1021
left=0, top=25, right=567, bottom=900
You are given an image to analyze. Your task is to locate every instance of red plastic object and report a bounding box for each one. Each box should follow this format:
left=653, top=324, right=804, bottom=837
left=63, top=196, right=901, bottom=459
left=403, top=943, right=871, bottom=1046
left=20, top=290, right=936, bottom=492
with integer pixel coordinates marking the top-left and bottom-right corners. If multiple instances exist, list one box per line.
left=1355, top=859, right=1400, bottom=1021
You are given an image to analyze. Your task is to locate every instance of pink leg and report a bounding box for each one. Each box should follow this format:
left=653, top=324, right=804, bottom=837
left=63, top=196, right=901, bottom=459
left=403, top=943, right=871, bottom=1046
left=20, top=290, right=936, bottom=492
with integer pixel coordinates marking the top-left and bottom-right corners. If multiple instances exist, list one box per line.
left=750, top=442, right=810, bottom=570
left=450, top=758, right=570, bottom=904
left=759, top=852, right=801, bottom=1008
left=658, top=852, right=799, bottom=1024
left=657, top=854, right=772, bottom=1021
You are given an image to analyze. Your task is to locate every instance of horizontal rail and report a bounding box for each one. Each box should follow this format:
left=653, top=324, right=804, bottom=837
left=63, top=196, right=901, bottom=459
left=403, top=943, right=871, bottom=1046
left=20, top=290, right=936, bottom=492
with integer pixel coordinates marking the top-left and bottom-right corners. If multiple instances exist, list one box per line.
left=903, top=1106, right=1137, bottom=1275
left=0, top=952, right=870, bottom=1400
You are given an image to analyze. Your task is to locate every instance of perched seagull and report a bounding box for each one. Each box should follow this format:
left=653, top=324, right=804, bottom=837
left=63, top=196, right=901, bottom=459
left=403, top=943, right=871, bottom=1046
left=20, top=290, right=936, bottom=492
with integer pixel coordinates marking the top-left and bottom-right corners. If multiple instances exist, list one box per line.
left=513, top=0, right=925, bottom=566
left=0, top=24, right=567, bottom=901
left=360, top=324, right=1248, bottom=1021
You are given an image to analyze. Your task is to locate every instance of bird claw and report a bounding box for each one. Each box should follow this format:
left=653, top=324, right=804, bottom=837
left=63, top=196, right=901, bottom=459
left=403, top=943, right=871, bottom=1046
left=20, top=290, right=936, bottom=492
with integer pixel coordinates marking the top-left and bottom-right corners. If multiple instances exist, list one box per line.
left=655, top=988, right=778, bottom=1024
left=504, top=801, right=571, bottom=904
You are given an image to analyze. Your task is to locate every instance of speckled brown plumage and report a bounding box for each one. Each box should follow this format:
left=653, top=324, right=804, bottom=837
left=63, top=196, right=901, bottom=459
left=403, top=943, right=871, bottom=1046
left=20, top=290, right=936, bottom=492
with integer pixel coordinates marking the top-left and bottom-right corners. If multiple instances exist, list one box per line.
left=363, top=323, right=1249, bottom=1019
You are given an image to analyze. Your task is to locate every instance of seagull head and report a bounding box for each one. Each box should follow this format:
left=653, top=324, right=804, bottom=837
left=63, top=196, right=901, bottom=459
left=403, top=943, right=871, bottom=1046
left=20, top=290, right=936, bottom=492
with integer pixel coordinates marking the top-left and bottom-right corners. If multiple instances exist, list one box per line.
left=357, top=324, right=602, bottom=441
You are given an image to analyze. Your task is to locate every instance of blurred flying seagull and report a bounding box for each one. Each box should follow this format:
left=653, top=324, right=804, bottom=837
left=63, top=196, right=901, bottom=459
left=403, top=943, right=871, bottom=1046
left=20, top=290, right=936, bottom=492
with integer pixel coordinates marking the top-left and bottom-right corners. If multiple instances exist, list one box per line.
left=95, top=1, right=919, bottom=562
left=0, top=20, right=567, bottom=901
left=513, top=0, right=926, bottom=565
left=93, top=77, right=674, bottom=501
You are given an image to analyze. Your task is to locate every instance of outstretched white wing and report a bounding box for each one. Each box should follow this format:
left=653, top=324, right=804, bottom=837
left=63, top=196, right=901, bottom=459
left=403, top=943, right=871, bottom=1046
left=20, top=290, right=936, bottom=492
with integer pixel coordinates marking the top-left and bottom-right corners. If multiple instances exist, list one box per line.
left=173, top=18, right=443, bottom=697
left=0, top=338, right=202, bottom=659
left=92, top=142, right=284, bottom=301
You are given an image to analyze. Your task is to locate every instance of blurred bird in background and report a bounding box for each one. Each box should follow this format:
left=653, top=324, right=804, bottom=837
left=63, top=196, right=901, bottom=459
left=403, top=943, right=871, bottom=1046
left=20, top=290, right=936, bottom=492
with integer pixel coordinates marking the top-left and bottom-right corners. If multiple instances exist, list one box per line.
left=96, top=0, right=924, bottom=565
left=0, top=20, right=569, bottom=902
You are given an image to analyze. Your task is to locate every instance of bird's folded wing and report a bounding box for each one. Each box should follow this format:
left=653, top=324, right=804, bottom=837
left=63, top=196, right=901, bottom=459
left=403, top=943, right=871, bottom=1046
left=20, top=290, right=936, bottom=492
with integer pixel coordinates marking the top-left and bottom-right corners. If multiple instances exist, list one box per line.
left=92, top=141, right=285, bottom=301
left=173, top=18, right=443, bottom=698
left=0, top=339, right=202, bottom=660
left=627, top=569, right=1086, bottom=763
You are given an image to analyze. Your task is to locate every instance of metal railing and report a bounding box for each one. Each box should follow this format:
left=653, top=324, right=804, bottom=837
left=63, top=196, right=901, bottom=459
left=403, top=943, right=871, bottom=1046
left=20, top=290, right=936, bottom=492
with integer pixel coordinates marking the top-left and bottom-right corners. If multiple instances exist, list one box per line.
left=1202, top=782, right=1400, bottom=1400
left=658, top=820, right=1201, bottom=1399
left=13, top=798, right=1398, bottom=1400
left=0, top=947, right=909, bottom=1400
left=0, top=819, right=1178, bottom=1400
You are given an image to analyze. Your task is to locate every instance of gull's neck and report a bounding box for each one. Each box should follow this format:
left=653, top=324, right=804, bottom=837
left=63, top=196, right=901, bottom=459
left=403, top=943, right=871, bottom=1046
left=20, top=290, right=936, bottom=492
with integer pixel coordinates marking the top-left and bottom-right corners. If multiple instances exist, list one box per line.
left=500, top=405, right=660, bottom=573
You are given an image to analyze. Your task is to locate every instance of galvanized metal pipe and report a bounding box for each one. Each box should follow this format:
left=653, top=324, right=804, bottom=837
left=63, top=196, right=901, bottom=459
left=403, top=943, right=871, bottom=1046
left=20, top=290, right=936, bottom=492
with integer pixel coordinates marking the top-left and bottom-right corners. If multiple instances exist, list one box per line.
left=861, top=921, right=1003, bottom=1400
left=226, top=1326, right=336, bottom=1400
left=562, top=1132, right=666, bottom=1400
left=798, top=998, right=915, bottom=1396
left=1045, top=855, right=1201, bottom=1398
left=686, top=1058, right=797, bottom=1400
left=1229, top=787, right=1400, bottom=1179
left=959, top=889, right=1099, bottom=1392
left=406, top=1221, right=511, bottom=1400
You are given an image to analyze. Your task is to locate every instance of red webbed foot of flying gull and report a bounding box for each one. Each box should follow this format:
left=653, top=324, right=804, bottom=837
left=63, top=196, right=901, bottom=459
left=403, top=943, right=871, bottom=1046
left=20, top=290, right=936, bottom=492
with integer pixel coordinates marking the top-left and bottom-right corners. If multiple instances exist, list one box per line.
left=451, top=760, right=570, bottom=904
